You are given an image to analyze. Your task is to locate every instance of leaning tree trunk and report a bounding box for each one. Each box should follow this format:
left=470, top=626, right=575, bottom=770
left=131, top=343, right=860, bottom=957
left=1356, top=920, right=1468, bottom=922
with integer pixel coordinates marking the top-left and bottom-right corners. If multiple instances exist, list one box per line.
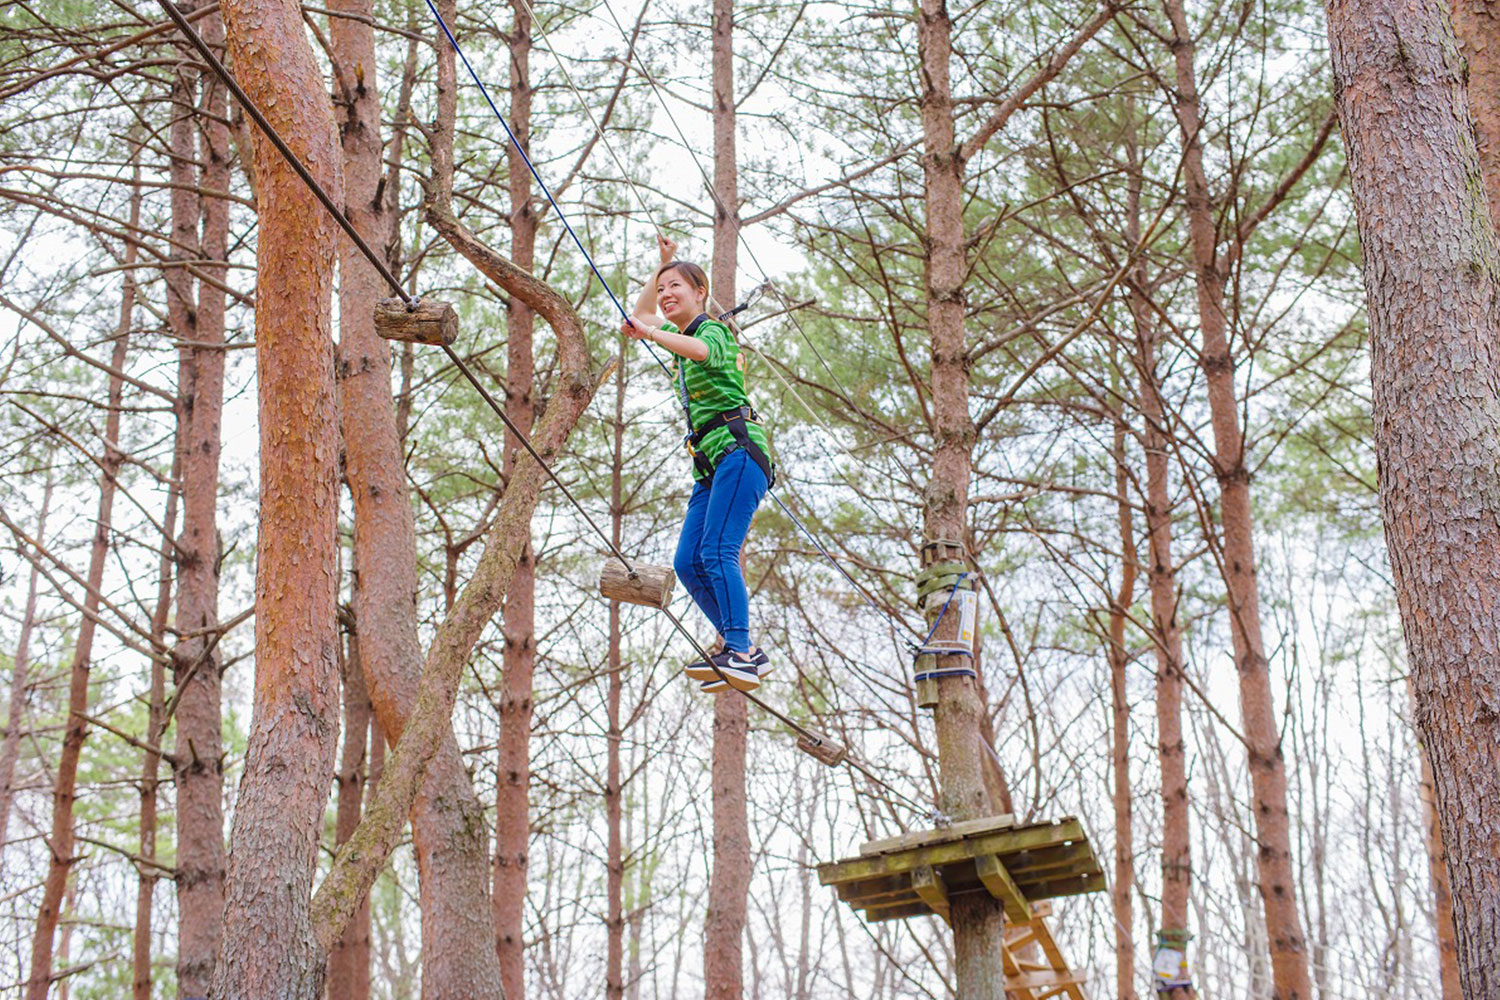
left=306, top=2, right=608, bottom=942
left=327, top=3, right=505, bottom=995
left=210, top=0, right=343, bottom=996
left=1161, top=2, right=1314, bottom=995
left=495, top=1, right=539, bottom=994
left=704, top=1, right=752, bottom=996
left=23, top=242, right=135, bottom=1000
left=0, top=471, right=51, bottom=860
left=172, top=7, right=230, bottom=991
left=327, top=612, right=372, bottom=1000
left=1329, top=2, right=1500, bottom=994
left=1417, top=741, right=1463, bottom=1000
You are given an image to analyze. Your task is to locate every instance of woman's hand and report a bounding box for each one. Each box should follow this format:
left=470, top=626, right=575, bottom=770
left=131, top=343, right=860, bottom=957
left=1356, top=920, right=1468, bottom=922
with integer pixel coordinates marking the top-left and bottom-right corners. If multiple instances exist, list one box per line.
left=622, top=317, right=657, bottom=342
left=656, top=232, right=677, bottom=264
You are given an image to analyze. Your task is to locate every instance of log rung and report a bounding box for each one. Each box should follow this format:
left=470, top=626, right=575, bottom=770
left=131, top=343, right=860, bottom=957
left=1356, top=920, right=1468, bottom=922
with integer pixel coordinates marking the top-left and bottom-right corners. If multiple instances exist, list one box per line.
left=374, top=297, right=459, bottom=346
left=598, top=559, right=674, bottom=609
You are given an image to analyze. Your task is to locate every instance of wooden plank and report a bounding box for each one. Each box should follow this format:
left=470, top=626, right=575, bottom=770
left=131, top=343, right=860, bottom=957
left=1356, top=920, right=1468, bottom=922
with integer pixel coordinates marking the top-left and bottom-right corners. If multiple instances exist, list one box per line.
left=909, top=865, right=949, bottom=923
left=1019, top=873, right=1107, bottom=900
left=863, top=900, right=939, bottom=923
left=975, top=853, right=1031, bottom=922
left=859, top=814, right=1016, bottom=855
left=1005, top=842, right=1099, bottom=879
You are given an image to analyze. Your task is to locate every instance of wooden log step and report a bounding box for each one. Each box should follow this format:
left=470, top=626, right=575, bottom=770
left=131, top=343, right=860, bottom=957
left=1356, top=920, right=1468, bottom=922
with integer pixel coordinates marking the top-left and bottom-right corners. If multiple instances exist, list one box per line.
left=598, top=559, right=674, bottom=609
left=374, top=297, right=459, bottom=345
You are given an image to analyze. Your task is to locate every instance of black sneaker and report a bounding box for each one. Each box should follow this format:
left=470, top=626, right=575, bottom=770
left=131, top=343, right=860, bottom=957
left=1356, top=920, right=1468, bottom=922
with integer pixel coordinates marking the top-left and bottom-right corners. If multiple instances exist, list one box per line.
left=686, top=645, right=770, bottom=681
left=693, top=650, right=760, bottom=692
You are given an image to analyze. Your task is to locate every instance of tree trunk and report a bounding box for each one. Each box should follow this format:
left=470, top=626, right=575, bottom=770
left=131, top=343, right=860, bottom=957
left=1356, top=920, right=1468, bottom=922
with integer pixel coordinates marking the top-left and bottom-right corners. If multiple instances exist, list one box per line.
left=210, top=0, right=343, bottom=995
left=1126, top=110, right=1196, bottom=1000
left=173, top=8, right=230, bottom=992
left=1329, top=5, right=1500, bottom=994
left=24, top=248, right=134, bottom=1000
left=704, top=2, right=753, bottom=997
left=0, top=470, right=52, bottom=859
left=327, top=611, right=372, bottom=1000
left=916, top=0, right=1006, bottom=992
left=1108, top=404, right=1137, bottom=1000
left=1161, top=3, right=1313, bottom=995
left=326, top=3, right=505, bottom=995
left=135, top=421, right=181, bottom=1000
left=495, top=1, right=539, bottom=994
left=606, top=334, right=627, bottom=1000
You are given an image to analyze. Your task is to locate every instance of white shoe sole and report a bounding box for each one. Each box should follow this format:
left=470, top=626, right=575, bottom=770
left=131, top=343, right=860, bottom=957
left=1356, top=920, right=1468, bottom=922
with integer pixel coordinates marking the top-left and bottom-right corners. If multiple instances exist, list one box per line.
left=686, top=659, right=773, bottom=682
left=700, top=666, right=760, bottom=693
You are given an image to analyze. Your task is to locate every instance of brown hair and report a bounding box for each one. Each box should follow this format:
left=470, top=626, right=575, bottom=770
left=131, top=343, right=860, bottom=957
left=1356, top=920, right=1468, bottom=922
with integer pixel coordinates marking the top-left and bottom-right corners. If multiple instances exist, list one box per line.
left=654, top=260, right=710, bottom=301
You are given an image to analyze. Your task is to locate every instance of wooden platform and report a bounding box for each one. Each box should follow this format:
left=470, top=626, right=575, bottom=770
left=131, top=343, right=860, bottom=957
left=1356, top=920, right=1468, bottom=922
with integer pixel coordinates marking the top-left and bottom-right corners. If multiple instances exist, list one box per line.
left=815, top=814, right=1103, bottom=925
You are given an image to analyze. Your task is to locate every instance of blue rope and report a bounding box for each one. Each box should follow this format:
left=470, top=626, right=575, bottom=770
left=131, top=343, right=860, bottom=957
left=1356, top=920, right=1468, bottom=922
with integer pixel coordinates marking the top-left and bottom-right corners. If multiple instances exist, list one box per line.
left=425, top=0, right=678, bottom=380
left=913, top=573, right=976, bottom=682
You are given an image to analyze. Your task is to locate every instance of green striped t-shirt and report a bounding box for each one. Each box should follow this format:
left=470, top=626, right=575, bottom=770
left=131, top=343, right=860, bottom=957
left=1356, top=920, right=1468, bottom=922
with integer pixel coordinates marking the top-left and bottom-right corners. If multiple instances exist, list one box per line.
left=661, top=315, right=771, bottom=481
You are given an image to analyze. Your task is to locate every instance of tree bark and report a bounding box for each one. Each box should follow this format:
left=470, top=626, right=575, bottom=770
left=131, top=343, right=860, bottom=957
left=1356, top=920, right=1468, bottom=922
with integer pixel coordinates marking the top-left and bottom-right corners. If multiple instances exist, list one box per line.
left=210, top=1, right=343, bottom=996
left=1161, top=2, right=1313, bottom=994
left=173, top=7, right=230, bottom=992
left=327, top=2, right=506, bottom=995
left=705, top=2, right=752, bottom=996
left=1452, top=0, right=1500, bottom=230
left=1329, top=4, right=1500, bottom=994
left=24, top=237, right=135, bottom=1000
left=495, top=1, right=539, bottom=993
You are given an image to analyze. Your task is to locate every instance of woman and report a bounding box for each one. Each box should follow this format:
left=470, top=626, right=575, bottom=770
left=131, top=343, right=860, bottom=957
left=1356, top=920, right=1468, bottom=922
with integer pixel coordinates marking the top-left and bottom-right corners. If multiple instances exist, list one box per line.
left=622, top=234, right=773, bottom=693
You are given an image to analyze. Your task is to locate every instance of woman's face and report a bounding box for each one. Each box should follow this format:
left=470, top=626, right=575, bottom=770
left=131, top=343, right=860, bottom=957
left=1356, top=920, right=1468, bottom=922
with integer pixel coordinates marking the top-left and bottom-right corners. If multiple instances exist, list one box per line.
left=656, top=268, right=706, bottom=326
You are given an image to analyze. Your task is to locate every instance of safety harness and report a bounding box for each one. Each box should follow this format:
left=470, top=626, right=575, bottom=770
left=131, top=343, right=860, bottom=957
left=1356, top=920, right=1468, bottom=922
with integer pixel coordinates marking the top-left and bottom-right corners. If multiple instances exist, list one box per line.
left=676, top=313, right=776, bottom=488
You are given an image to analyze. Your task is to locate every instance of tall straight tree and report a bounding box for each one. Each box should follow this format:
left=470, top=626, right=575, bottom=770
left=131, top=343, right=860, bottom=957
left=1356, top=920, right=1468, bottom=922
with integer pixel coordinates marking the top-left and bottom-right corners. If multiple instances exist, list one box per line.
left=327, top=1, right=506, bottom=994
left=1329, top=0, right=1500, bottom=994
left=1125, top=108, right=1196, bottom=999
left=496, top=1, right=539, bottom=994
left=210, top=0, right=343, bottom=994
left=1158, top=2, right=1314, bottom=994
left=171, top=6, right=230, bottom=992
left=914, top=0, right=1108, bottom=991
left=704, top=0, right=751, bottom=995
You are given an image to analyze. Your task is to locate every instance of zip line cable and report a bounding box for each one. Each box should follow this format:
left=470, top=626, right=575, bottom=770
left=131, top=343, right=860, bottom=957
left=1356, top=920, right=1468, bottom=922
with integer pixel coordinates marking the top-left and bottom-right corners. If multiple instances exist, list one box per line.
left=156, top=0, right=931, bottom=818
left=425, top=0, right=921, bottom=650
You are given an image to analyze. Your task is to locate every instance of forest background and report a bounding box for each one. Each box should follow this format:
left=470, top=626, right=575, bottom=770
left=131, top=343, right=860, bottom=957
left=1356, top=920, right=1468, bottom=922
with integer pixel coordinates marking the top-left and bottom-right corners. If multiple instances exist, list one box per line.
left=0, top=0, right=1455, bottom=998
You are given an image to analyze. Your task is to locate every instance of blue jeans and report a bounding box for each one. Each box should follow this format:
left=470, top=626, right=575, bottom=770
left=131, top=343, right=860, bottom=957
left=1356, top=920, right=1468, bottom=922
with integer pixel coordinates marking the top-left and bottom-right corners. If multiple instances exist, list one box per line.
left=673, top=448, right=768, bottom=653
